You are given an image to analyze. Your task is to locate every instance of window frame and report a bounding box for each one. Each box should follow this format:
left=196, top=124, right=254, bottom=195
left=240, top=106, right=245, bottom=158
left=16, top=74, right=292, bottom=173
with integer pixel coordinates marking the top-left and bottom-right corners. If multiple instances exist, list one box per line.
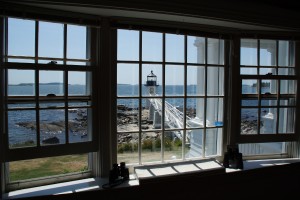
left=1, top=16, right=100, bottom=190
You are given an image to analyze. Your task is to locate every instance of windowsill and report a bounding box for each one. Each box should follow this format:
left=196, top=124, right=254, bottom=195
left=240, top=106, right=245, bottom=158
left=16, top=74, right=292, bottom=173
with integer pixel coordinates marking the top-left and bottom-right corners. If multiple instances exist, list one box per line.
left=3, top=158, right=300, bottom=199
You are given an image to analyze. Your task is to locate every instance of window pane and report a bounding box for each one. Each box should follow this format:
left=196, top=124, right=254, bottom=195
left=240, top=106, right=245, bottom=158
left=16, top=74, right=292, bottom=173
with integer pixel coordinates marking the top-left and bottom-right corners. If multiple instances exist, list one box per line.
left=186, top=130, right=203, bottom=159
left=206, top=98, right=223, bottom=127
left=141, top=132, right=162, bottom=163
left=165, top=34, right=184, bottom=63
left=260, top=40, right=276, bottom=66
left=69, top=108, right=90, bottom=143
left=164, top=131, right=182, bottom=161
left=188, top=36, right=205, bottom=64
left=261, top=80, right=276, bottom=94
left=68, top=71, right=88, bottom=95
left=142, top=31, right=162, bottom=62
left=117, top=133, right=139, bottom=164
left=142, top=65, right=162, bottom=96
left=242, top=99, right=258, bottom=107
left=280, top=98, right=296, bottom=106
left=278, top=41, right=290, bottom=67
left=67, top=25, right=87, bottom=59
left=8, top=110, right=36, bottom=148
left=259, top=68, right=276, bottom=75
left=117, top=29, right=139, bottom=61
left=117, top=99, right=139, bottom=132
left=8, top=18, right=35, bottom=57
left=242, top=80, right=257, bottom=94
left=165, top=98, right=184, bottom=130
left=40, top=109, right=65, bottom=145
left=260, top=108, right=277, bottom=134
left=186, top=98, right=204, bottom=128
left=207, top=38, right=224, bottom=65
left=165, top=65, right=184, bottom=96
left=278, top=68, right=295, bottom=75
left=261, top=98, right=277, bottom=107
left=241, top=108, right=258, bottom=135
left=187, top=65, right=205, bottom=96
left=279, top=108, right=295, bottom=133
left=239, top=142, right=286, bottom=155
left=240, top=67, right=257, bottom=75
left=39, top=71, right=64, bottom=96
left=39, top=21, right=64, bottom=58
left=9, top=154, right=89, bottom=182
left=280, top=80, right=296, bottom=94
left=207, top=67, right=224, bottom=96
left=205, top=128, right=222, bottom=157
left=8, top=69, right=35, bottom=96
left=142, top=98, right=162, bottom=130
left=241, top=39, right=257, bottom=66
left=117, top=64, right=139, bottom=97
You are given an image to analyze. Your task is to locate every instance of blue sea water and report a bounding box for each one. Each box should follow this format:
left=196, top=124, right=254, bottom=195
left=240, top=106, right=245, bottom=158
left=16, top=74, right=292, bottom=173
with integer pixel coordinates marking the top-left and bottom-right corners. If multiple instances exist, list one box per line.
left=8, top=84, right=262, bottom=145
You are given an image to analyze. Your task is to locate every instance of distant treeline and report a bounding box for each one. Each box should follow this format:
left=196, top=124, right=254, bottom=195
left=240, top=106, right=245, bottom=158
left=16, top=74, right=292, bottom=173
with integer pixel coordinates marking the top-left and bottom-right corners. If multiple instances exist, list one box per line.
left=252, top=82, right=270, bottom=87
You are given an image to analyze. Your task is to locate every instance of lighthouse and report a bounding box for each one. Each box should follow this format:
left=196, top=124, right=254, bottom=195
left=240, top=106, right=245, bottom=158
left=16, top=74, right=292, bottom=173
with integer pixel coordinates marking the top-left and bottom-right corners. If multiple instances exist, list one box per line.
left=145, top=70, right=158, bottom=95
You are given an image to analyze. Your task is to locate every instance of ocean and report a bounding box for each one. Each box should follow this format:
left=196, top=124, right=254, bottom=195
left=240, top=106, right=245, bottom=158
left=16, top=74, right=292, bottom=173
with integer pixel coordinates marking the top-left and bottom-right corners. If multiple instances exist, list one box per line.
left=7, top=84, right=264, bottom=146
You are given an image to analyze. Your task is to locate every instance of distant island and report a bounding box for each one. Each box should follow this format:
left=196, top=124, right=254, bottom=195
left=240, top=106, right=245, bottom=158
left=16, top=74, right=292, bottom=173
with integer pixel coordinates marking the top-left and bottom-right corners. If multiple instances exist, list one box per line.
left=252, top=82, right=270, bottom=87
left=9, top=82, right=65, bottom=86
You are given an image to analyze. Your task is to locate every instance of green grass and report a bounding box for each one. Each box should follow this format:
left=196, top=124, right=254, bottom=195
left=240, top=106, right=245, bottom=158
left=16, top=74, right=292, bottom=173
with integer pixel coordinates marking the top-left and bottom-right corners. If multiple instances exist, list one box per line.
left=9, top=154, right=88, bottom=182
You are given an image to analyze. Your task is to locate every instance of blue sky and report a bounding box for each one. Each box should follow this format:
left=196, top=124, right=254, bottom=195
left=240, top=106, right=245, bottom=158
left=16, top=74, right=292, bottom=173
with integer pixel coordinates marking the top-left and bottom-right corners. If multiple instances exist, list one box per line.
left=8, top=18, right=275, bottom=86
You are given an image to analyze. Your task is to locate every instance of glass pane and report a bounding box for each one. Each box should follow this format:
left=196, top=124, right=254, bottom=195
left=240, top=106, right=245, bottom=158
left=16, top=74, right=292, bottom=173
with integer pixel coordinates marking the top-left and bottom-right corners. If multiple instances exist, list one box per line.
left=188, top=36, right=205, bottom=64
left=242, top=80, right=257, bottom=94
left=164, top=131, right=183, bottom=161
left=241, top=39, right=257, bottom=66
left=117, top=99, right=139, bottom=132
left=142, top=98, right=162, bottom=130
left=279, top=108, right=295, bottom=133
left=259, top=68, right=276, bottom=75
left=205, top=128, right=222, bottom=157
left=69, top=108, right=90, bottom=143
left=207, top=38, right=224, bottom=65
left=280, top=80, right=296, bottom=94
left=186, top=98, right=204, bottom=128
left=40, top=109, right=65, bottom=145
left=280, top=98, right=296, bottom=106
left=260, top=108, right=277, bottom=134
left=165, top=34, right=184, bottom=63
left=241, top=108, right=258, bottom=135
left=186, top=129, right=203, bottom=159
left=39, top=71, right=64, bottom=96
left=278, top=41, right=290, bottom=67
left=165, top=65, right=184, bottom=96
left=261, top=98, right=277, bottom=107
left=8, top=69, right=35, bottom=96
left=69, top=102, right=89, bottom=107
left=278, top=68, right=295, bottom=75
left=206, top=98, right=223, bottom=127
left=66, top=61, right=88, bottom=66
left=187, top=65, right=205, bottom=96
left=261, top=80, right=276, bottom=94
left=7, top=58, right=35, bottom=63
left=39, top=21, right=64, bottom=58
left=165, top=98, right=184, bottom=130
left=9, top=154, right=88, bottom=182
left=207, top=67, right=224, bottom=96
left=240, top=67, right=257, bottom=75
left=8, top=104, right=35, bottom=109
left=8, top=18, right=35, bottom=57
left=67, top=25, right=87, bottom=59
left=117, top=64, right=139, bottom=97
left=142, top=65, right=162, bottom=96
left=141, top=132, right=161, bottom=163
left=8, top=110, right=36, bottom=148
left=68, top=71, right=88, bottom=95
left=117, top=29, right=139, bottom=61
left=39, top=102, right=64, bottom=109
left=142, top=31, right=162, bottom=62
left=242, top=99, right=258, bottom=107
left=117, top=133, right=139, bottom=164
left=239, top=142, right=286, bottom=155
left=39, top=60, right=63, bottom=65
left=260, top=40, right=276, bottom=66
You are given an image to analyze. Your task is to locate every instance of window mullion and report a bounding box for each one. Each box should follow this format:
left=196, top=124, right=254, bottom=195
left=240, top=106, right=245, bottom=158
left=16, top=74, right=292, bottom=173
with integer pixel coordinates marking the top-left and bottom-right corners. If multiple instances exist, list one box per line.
left=162, top=33, right=166, bottom=162
left=35, top=20, right=40, bottom=147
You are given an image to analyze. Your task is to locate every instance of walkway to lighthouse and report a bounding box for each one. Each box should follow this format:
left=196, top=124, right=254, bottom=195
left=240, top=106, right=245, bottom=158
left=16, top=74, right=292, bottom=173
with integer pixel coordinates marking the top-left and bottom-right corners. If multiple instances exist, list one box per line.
left=148, top=93, right=202, bottom=141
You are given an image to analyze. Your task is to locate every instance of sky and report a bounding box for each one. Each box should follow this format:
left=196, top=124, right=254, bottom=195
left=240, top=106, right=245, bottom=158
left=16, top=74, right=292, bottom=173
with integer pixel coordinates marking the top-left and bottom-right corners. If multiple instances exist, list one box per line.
left=7, top=17, right=278, bottom=86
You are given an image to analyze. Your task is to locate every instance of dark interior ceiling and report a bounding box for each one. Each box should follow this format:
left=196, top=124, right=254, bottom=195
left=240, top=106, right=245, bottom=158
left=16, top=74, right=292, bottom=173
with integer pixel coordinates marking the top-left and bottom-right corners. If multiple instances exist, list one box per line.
left=1, top=0, right=300, bottom=31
